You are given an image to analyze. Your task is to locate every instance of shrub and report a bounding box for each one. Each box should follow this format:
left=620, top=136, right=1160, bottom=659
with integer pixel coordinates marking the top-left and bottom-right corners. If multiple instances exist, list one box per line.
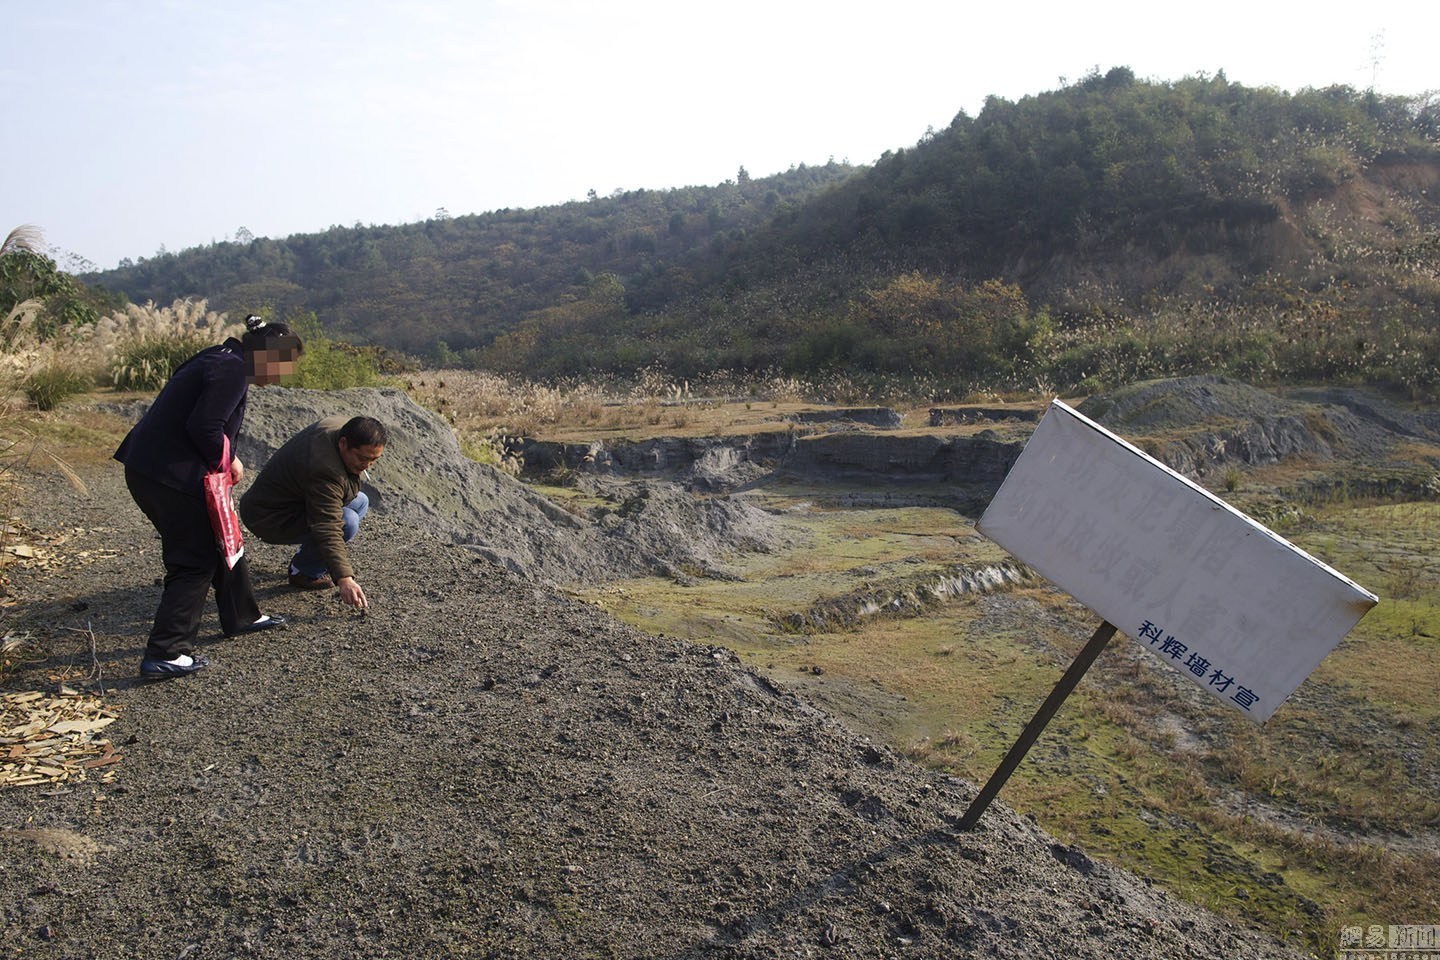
left=289, top=340, right=380, bottom=390
left=111, top=334, right=210, bottom=391
left=25, top=361, right=92, bottom=410
left=286, top=314, right=381, bottom=390
left=458, top=428, right=524, bottom=476
left=90, top=299, right=239, bottom=392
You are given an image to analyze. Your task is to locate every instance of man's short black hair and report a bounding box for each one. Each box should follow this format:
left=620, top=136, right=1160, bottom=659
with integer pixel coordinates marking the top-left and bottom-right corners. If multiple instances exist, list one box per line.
left=339, top=416, right=387, bottom=448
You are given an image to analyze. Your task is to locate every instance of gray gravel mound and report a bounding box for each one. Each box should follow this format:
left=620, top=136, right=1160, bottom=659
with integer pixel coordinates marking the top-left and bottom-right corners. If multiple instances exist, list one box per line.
left=237, top=386, right=783, bottom=584
left=1285, top=384, right=1440, bottom=443
left=1076, top=375, right=1404, bottom=476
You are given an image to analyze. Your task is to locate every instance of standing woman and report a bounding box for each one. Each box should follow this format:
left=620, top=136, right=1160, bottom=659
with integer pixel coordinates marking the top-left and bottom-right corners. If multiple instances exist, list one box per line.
left=115, top=315, right=303, bottom=678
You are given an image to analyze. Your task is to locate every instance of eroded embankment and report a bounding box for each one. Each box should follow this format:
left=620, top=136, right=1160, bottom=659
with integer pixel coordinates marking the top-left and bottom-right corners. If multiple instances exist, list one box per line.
left=776, top=561, right=1034, bottom=633
left=518, top=429, right=1025, bottom=498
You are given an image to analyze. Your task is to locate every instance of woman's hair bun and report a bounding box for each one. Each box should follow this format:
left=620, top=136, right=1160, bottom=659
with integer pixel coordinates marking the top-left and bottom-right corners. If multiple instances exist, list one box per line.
left=244, top=314, right=267, bottom=333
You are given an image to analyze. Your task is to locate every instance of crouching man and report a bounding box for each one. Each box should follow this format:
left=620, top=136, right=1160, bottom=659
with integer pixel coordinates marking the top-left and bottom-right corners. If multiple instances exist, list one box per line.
left=239, top=416, right=386, bottom=609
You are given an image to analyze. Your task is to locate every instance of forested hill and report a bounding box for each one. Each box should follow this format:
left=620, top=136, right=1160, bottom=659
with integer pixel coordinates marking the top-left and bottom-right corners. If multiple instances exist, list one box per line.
left=83, top=163, right=858, bottom=356
left=86, top=70, right=1440, bottom=394
left=732, top=68, right=1440, bottom=305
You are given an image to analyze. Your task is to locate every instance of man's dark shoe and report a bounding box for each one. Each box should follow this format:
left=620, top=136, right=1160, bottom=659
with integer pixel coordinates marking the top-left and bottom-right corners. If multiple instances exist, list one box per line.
left=139, top=653, right=209, bottom=679
left=288, top=572, right=333, bottom=590
left=226, top=614, right=287, bottom=637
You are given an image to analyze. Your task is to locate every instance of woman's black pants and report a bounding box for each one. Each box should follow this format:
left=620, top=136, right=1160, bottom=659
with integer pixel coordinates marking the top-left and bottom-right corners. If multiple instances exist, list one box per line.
left=125, top=467, right=261, bottom=659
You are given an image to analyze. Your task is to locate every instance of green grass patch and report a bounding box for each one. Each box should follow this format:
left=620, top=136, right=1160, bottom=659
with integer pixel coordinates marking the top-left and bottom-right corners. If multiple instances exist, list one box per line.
left=525, top=483, right=618, bottom=516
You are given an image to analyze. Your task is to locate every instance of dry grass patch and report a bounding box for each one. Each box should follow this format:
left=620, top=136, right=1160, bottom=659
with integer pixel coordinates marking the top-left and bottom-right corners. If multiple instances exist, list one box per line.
left=404, top=369, right=1025, bottom=445
left=18, top=399, right=135, bottom=466
left=1192, top=805, right=1440, bottom=936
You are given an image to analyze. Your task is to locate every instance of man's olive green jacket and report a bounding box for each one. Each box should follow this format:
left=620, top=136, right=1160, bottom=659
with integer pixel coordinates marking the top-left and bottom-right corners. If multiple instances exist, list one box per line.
left=239, top=416, right=362, bottom=581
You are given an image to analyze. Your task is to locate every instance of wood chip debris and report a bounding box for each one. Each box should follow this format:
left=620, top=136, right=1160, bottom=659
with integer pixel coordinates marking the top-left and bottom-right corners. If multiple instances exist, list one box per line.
left=0, top=689, right=123, bottom=788
left=0, top=520, right=117, bottom=572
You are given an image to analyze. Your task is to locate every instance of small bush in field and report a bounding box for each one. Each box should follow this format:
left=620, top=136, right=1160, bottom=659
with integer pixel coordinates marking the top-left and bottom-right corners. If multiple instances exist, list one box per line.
left=285, top=314, right=381, bottom=390
left=25, top=362, right=91, bottom=410
left=84, top=299, right=239, bottom=384
left=288, top=341, right=379, bottom=390
left=112, top=334, right=210, bottom=391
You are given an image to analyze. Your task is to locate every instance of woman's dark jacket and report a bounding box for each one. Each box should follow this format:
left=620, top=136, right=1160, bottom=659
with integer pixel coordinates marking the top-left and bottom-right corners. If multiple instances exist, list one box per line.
left=113, top=338, right=247, bottom=497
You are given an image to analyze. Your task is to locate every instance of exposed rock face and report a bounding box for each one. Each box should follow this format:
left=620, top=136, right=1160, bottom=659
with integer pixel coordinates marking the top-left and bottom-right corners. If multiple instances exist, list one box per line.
left=515, top=378, right=1438, bottom=498
left=1286, top=385, right=1440, bottom=442
left=520, top=431, right=1024, bottom=495
left=929, top=405, right=1044, bottom=426
left=518, top=432, right=800, bottom=487
left=787, top=406, right=905, bottom=429
left=1076, top=375, right=1421, bottom=478
left=777, top=560, right=1034, bottom=632
left=786, top=433, right=1020, bottom=488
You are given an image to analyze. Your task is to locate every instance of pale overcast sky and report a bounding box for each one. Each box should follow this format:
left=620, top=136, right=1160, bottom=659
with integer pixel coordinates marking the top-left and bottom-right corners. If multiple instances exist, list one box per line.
left=6, top=0, right=1436, bottom=271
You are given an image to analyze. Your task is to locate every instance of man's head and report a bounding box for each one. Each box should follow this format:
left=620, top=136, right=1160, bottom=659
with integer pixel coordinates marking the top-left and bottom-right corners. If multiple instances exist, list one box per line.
left=337, top=416, right=387, bottom=475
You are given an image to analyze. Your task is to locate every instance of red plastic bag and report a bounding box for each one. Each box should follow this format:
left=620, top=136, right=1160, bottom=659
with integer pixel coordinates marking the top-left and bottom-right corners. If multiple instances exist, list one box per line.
left=204, top=435, right=245, bottom=570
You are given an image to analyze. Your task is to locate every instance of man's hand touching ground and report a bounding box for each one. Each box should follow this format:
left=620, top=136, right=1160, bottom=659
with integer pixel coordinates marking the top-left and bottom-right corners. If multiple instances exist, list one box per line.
left=337, top=576, right=368, bottom=609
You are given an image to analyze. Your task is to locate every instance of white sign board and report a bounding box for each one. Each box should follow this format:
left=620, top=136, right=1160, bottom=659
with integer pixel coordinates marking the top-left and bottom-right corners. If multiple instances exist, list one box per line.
left=977, top=400, right=1377, bottom=723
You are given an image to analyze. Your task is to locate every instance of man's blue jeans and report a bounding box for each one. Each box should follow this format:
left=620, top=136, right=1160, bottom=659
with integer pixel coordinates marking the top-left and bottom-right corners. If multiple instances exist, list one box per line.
left=290, top=491, right=369, bottom=579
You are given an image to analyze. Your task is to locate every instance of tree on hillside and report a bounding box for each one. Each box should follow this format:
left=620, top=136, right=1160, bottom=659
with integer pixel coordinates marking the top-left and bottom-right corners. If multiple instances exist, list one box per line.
left=843, top=273, right=1045, bottom=376
left=1, top=225, right=103, bottom=335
